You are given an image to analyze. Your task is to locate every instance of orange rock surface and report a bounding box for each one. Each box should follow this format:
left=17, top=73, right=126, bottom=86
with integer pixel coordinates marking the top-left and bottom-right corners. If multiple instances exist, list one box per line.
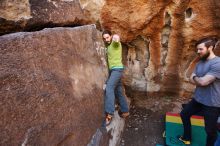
left=99, top=0, right=220, bottom=97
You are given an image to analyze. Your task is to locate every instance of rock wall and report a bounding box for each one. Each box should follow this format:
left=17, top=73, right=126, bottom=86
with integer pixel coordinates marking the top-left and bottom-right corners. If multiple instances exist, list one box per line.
left=0, top=1, right=133, bottom=145
left=88, top=111, right=127, bottom=146
left=0, top=0, right=85, bottom=35
left=0, top=25, right=108, bottom=146
left=2, top=0, right=219, bottom=97
left=98, top=0, right=220, bottom=97
left=79, top=0, right=105, bottom=27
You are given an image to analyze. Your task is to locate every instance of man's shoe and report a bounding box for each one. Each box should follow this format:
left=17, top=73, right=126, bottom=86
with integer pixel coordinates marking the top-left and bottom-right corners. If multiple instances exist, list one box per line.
left=178, top=136, right=191, bottom=145
left=118, top=111, right=129, bottom=118
left=101, top=114, right=113, bottom=127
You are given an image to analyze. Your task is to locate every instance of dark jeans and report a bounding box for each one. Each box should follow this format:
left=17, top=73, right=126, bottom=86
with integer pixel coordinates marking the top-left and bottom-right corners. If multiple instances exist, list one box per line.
left=180, top=99, right=220, bottom=146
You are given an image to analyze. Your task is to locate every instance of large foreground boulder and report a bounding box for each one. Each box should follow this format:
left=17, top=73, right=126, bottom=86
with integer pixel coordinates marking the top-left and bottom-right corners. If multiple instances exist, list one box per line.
left=0, top=25, right=108, bottom=146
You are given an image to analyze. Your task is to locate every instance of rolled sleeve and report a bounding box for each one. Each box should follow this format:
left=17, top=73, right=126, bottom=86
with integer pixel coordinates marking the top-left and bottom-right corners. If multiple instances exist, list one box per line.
left=207, top=61, right=220, bottom=79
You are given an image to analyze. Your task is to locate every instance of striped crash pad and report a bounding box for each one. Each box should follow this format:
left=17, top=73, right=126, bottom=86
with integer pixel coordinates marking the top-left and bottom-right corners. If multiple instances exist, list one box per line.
left=165, top=112, right=206, bottom=146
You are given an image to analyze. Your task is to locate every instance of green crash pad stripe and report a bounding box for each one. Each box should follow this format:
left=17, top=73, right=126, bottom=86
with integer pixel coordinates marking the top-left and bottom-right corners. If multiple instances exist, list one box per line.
left=165, top=113, right=207, bottom=146
left=166, top=122, right=207, bottom=146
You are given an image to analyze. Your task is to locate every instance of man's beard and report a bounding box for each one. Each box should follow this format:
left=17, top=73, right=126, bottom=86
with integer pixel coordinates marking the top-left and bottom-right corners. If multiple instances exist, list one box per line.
left=199, top=51, right=210, bottom=61
left=104, top=41, right=111, bottom=46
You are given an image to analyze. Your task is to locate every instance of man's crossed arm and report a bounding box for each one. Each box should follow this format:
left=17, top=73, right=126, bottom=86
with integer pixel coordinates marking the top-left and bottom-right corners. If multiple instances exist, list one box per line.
left=190, top=73, right=216, bottom=86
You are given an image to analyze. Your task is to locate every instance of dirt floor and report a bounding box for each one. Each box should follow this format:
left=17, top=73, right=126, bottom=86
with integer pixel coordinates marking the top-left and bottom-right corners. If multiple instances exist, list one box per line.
left=119, top=96, right=190, bottom=146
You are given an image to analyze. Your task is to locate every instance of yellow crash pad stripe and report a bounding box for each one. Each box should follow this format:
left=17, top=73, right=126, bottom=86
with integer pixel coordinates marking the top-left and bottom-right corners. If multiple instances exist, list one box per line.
left=166, top=112, right=205, bottom=127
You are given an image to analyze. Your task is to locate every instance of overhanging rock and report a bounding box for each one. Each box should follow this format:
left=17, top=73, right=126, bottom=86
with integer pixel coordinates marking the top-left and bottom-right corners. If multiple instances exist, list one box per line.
left=0, top=0, right=85, bottom=35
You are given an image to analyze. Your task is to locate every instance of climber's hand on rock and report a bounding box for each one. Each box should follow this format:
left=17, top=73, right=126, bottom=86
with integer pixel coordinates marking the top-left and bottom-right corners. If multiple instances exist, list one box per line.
left=112, top=34, right=120, bottom=42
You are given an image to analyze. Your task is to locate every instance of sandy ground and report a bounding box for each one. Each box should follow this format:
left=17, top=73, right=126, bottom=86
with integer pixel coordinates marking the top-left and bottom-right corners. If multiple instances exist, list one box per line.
left=119, top=96, right=190, bottom=146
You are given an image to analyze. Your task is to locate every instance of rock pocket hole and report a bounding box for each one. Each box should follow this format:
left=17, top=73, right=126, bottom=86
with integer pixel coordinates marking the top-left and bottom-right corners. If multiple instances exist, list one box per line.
left=185, top=8, right=193, bottom=19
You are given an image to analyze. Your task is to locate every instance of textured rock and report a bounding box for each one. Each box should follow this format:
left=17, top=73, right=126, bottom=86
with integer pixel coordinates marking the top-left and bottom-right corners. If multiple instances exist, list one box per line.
left=1, top=0, right=219, bottom=97
left=0, top=25, right=108, bottom=146
left=79, top=0, right=105, bottom=27
left=0, top=0, right=31, bottom=21
left=0, top=0, right=84, bottom=35
left=99, top=0, right=220, bottom=97
left=87, top=111, right=126, bottom=146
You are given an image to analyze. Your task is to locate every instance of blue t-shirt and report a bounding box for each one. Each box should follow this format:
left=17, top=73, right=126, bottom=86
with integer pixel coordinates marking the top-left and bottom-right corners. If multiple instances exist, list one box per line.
left=193, top=56, right=220, bottom=107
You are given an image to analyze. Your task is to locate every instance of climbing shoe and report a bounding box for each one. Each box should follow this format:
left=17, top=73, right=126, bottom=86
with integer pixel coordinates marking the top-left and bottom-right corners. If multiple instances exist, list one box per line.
left=102, top=114, right=113, bottom=127
left=118, top=110, right=129, bottom=118
left=178, top=136, right=191, bottom=145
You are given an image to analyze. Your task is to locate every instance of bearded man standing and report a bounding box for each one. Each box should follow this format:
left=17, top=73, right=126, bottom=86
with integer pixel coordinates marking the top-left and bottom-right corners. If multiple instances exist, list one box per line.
left=179, top=37, right=220, bottom=146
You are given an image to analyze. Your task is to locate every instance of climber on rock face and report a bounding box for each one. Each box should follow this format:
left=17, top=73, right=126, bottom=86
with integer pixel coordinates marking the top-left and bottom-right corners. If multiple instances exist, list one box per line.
left=101, top=30, right=129, bottom=127
left=178, top=36, right=220, bottom=146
